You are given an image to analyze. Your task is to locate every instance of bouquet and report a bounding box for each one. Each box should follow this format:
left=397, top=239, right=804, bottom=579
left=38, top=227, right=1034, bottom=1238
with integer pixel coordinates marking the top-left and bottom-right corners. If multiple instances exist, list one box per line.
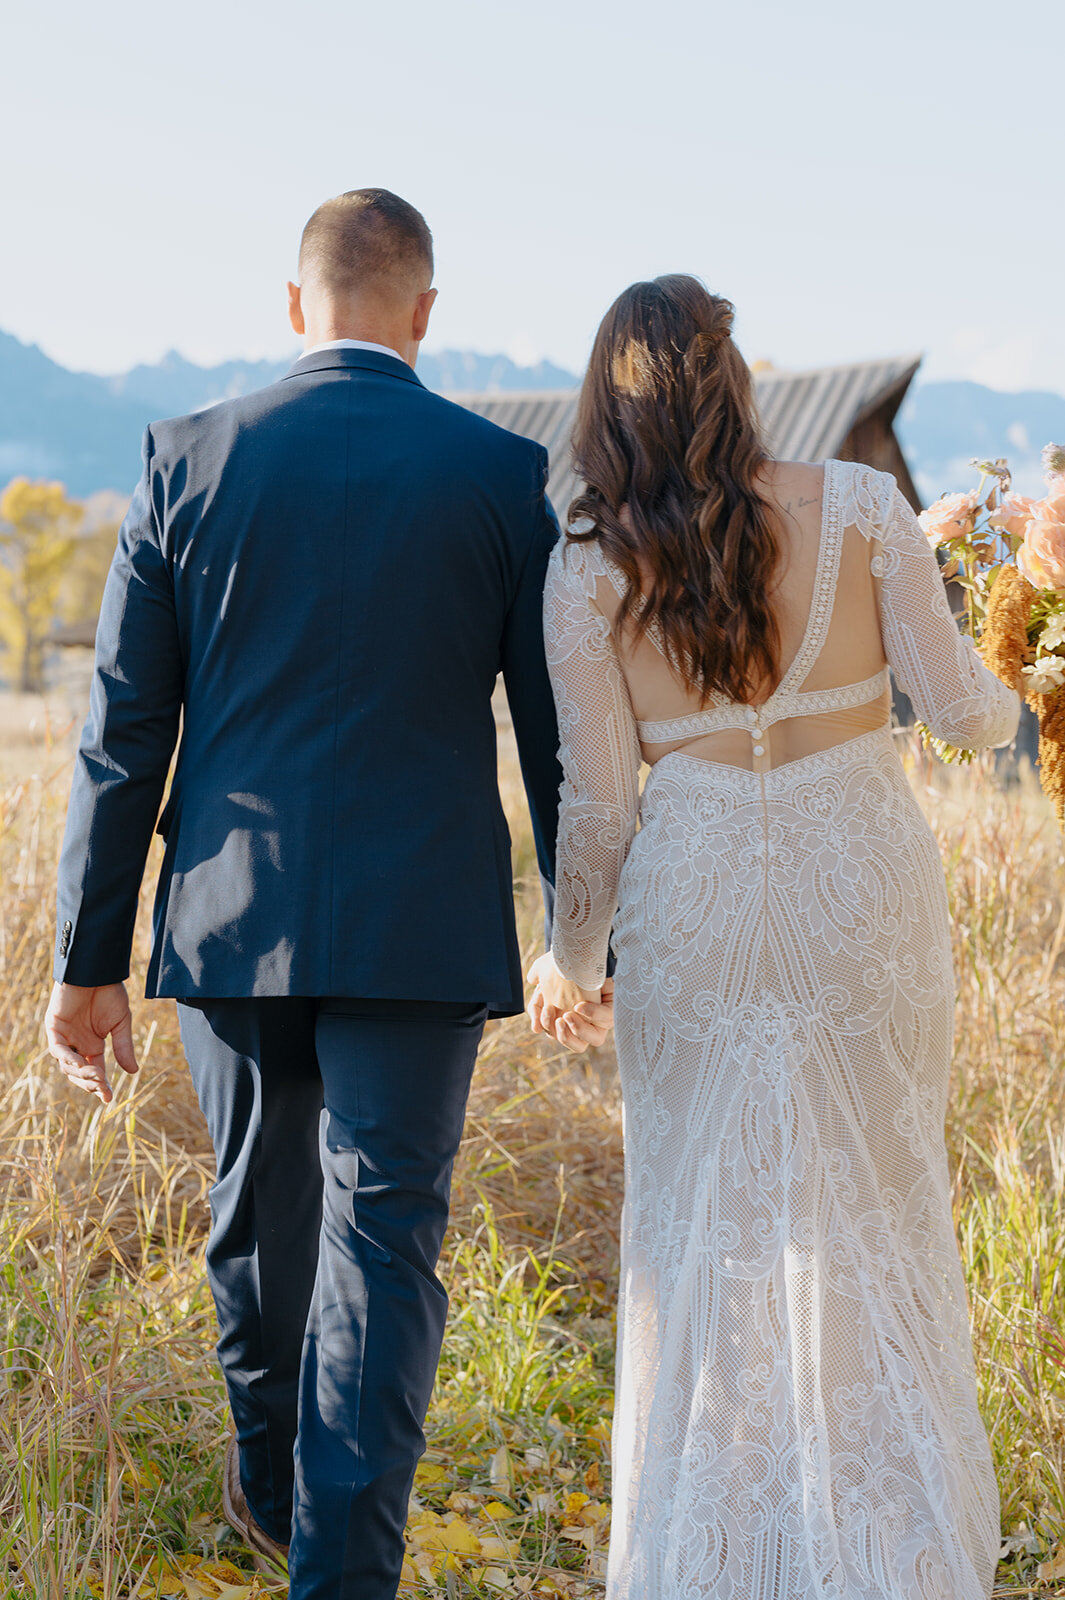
left=918, top=442, right=1065, bottom=819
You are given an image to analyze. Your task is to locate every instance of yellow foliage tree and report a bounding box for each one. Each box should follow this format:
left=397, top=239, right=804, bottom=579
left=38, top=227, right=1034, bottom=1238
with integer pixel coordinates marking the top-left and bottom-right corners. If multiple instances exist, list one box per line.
left=0, top=477, right=83, bottom=693
left=60, top=520, right=121, bottom=635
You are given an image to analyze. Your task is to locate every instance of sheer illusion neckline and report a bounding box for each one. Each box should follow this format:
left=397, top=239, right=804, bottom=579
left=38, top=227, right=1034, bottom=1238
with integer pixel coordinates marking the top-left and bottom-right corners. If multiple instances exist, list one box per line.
left=765, top=457, right=835, bottom=703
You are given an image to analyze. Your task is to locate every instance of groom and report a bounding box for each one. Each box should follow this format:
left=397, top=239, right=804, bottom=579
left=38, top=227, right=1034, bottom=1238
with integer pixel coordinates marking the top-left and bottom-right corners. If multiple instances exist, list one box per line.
left=45, top=188, right=613, bottom=1600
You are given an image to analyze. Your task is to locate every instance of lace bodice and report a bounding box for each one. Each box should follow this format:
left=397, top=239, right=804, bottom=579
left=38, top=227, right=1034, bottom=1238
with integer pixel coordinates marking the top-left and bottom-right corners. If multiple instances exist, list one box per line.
left=544, top=460, right=1020, bottom=989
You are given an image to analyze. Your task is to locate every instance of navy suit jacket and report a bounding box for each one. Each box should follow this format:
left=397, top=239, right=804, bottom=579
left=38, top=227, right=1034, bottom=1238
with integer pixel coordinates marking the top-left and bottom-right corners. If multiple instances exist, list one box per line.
left=54, top=347, right=562, bottom=1016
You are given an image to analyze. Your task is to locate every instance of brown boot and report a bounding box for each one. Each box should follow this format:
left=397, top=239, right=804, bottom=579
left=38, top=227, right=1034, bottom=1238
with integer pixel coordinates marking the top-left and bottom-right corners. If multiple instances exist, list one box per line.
left=222, top=1433, right=290, bottom=1574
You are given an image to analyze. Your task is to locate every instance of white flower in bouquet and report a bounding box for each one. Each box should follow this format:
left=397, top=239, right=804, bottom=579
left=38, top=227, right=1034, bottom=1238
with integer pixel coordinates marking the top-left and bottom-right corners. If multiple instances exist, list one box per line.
left=1043, top=443, right=1065, bottom=491
left=1039, top=609, right=1065, bottom=653
left=1022, top=656, right=1065, bottom=695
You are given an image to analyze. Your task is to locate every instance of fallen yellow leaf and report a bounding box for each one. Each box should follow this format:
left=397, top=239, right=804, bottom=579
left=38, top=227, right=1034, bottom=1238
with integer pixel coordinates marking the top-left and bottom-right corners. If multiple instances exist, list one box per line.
left=196, top=1560, right=253, bottom=1587
left=489, top=1444, right=512, bottom=1489
left=480, top=1566, right=512, bottom=1591
left=178, top=1579, right=213, bottom=1600
left=481, top=1500, right=514, bottom=1521
left=440, top=1518, right=482, bottom=1555
left=1039, top=1544, right=1065, bottom=1582
left=479, top=1535, right=521, bottom=1560
left=410, top=1524, right=450, bottom=1551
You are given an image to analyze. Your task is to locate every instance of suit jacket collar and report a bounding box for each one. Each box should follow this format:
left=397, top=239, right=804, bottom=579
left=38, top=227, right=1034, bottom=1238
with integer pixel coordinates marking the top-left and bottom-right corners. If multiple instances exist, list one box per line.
left=282, top=346, right=425, bottom=388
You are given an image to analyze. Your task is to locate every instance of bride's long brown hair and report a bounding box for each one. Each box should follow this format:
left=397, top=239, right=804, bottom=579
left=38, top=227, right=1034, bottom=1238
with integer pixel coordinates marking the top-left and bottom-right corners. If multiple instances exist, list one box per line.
left=568, top=275, right=779, bottom=704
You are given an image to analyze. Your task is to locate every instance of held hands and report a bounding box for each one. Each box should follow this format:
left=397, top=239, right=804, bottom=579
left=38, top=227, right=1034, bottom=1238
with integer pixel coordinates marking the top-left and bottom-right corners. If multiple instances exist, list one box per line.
left=45, top=981, right=139, bottom=1105
left=526, top=951, right=614, bottom=1053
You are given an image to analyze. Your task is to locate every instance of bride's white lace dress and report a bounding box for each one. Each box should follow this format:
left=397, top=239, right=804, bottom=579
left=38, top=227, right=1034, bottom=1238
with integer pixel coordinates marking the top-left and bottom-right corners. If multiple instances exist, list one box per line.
left=544, top=462, right=1019, bottom=1600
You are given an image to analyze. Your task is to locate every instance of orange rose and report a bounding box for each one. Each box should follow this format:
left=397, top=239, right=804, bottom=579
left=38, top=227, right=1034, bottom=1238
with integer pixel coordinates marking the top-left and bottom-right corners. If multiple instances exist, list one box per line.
left=989, top=493, right=1038, bottom=540
left=1018, top=492, right=1065, bottom=592
left=918, top=490, right=981, bottom=546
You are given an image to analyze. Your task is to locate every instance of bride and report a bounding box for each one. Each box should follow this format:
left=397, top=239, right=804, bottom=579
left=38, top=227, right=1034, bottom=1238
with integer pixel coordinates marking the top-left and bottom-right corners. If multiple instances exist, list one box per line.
left=527, top=276, right=1019, bottom=1600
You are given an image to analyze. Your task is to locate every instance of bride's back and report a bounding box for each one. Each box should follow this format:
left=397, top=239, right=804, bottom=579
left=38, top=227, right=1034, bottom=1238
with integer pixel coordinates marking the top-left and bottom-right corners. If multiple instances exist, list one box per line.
left=589, top=457, right=891, bottom=773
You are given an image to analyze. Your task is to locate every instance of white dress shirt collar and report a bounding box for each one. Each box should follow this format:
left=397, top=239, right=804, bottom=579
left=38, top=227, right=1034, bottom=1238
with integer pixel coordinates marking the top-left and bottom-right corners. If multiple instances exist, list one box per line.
left=297, top=338, right=407, bottom=365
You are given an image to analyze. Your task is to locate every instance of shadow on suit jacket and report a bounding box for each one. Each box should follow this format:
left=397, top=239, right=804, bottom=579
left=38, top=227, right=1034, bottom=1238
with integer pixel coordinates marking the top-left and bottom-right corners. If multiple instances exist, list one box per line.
left=54, top=347, right=562, bottom=1017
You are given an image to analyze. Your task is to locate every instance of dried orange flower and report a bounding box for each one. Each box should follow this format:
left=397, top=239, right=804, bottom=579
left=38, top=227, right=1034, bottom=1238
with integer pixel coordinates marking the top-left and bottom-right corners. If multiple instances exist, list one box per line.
left=1030, top=681, right=1065, bottom=824
left=981, top=562, right=1034, bottom=691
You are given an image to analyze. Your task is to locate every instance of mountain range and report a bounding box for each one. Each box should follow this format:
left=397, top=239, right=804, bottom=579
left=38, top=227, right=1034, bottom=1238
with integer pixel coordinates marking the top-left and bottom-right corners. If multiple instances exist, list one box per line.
left=0, top=330, right=577, bottom=499
left=1, top=327, right=1062, bottom=505
left=897, top=382, right=1065, bottom=503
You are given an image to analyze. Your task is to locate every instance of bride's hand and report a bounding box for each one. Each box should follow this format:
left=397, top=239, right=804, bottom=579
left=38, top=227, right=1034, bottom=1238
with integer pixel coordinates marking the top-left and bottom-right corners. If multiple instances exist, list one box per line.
left=526, top=952, right=605, bottom=1050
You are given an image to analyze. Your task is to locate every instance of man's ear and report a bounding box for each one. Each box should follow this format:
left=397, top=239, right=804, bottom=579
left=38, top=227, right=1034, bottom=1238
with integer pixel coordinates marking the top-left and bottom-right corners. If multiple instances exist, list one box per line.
left=287, top=281, right=305, bottom=337
left=412, top=287, right=438, bottom=345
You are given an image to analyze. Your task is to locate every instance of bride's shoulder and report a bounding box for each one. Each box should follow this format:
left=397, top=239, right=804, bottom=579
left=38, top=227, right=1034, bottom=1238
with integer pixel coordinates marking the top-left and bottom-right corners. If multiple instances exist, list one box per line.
left=548, top=528, right=608, bottom=586
left=823, top=458, right=901, bottom=540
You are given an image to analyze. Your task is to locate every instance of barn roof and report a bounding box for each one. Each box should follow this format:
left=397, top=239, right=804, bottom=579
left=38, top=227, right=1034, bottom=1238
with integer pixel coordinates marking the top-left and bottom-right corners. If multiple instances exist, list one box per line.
left=452, top=354, right=922, bottom=517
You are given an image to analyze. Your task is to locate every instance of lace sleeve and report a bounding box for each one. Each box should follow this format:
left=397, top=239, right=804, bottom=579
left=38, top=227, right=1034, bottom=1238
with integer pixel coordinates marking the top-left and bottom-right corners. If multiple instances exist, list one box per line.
left=543, top=540, right=642, bottom=990
left=876, top=480, right=1020, bottom=750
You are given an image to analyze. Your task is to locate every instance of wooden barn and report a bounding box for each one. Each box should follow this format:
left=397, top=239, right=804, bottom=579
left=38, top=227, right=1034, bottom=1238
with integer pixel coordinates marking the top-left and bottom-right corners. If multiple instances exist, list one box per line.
left=453, top=354, right=923, bottom=519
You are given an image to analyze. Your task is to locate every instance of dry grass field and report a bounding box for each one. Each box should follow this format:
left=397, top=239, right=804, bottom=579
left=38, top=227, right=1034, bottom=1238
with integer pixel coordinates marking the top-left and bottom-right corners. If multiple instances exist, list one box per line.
left=2, top=681, right=1065, bottom=1598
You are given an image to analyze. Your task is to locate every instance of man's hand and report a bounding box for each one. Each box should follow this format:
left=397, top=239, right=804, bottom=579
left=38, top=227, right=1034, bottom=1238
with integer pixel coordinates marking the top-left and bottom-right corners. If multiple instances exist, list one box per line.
left=45, top=981, right=139, bottom=1105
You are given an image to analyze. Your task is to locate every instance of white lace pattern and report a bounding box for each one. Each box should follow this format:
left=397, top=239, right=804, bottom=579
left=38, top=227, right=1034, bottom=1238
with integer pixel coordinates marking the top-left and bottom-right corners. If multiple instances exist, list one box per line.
left=542, top=462, right=1018, bottom=1599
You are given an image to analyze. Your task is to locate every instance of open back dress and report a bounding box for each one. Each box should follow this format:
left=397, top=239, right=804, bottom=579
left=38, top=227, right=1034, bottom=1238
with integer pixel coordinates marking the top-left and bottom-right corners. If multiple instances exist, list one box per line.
left=543, top=461, right=1019, bottom=1600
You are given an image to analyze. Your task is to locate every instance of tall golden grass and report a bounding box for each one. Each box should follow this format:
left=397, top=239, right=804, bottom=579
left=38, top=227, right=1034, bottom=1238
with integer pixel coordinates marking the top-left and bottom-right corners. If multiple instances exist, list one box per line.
left=1, top=714, right=1064, bottom=1597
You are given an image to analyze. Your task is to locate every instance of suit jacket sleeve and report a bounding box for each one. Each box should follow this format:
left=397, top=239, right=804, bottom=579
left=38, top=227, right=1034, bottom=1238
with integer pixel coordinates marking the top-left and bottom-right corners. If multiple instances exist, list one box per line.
left=54, top=426, right=184, bottom=985
left=499, top=443, right=563, bottom=947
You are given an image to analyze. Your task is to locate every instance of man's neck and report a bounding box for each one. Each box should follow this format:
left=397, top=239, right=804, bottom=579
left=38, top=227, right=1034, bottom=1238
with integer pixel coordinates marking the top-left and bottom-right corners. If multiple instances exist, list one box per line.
left=302, top=324, right=415, bottom=367
left=300, top=337, right=407, bottom=365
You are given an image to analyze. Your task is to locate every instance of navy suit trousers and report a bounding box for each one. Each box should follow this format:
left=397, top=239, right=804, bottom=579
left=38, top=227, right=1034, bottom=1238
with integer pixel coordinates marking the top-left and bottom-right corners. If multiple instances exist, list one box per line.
left=178, top=996, right=487, bottom=1600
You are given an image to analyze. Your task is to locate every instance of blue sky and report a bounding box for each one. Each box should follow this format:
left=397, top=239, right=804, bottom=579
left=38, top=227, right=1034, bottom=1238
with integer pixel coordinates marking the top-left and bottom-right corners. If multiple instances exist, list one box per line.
left=3, top=0, right=1062, bottom=391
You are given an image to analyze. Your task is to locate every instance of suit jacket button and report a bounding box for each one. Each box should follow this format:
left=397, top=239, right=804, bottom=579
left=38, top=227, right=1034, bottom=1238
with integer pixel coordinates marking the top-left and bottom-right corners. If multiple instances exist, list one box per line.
left=63, top=920, right=72, bottom=934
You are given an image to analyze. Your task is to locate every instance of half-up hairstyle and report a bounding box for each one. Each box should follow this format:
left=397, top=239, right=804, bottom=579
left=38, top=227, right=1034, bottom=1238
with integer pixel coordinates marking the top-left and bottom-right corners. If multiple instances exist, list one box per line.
left=568, top=275, right=779, bottom=704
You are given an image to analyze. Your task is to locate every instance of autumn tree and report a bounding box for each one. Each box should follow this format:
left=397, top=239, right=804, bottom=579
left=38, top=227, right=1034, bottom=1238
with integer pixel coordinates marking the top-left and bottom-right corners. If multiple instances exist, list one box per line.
left=0, top=478, right=82, bottom=693
left=60, top=516, right=121, bottom=636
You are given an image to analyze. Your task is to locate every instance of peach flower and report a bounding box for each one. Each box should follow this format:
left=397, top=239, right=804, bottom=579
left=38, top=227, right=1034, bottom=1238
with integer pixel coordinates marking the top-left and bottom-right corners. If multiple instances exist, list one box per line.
left=918, top=490, right=981, bottom=545
left=988, top=493, right=1038, bottom=540
left=1018, top=492, right=1065, bottom=592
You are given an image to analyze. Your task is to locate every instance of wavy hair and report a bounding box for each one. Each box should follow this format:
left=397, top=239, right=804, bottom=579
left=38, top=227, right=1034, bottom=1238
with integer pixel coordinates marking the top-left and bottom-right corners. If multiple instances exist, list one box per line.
left=567, top=275, right=779, bottom=704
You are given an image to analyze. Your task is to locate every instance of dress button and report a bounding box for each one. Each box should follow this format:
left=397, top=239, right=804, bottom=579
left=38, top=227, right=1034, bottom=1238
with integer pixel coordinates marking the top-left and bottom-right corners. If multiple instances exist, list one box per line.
left=753, top=744, right=765, bottom=757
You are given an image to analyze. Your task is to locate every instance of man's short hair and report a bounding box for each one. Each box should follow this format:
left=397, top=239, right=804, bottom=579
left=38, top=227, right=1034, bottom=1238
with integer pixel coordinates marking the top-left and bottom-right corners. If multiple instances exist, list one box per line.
left=298, top=189, right=434, bottom=301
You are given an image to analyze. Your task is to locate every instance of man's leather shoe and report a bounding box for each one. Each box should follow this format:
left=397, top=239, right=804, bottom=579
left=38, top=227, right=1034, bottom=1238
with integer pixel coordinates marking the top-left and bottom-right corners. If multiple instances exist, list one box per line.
left=222, top=1433, right=290, bottom=1573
